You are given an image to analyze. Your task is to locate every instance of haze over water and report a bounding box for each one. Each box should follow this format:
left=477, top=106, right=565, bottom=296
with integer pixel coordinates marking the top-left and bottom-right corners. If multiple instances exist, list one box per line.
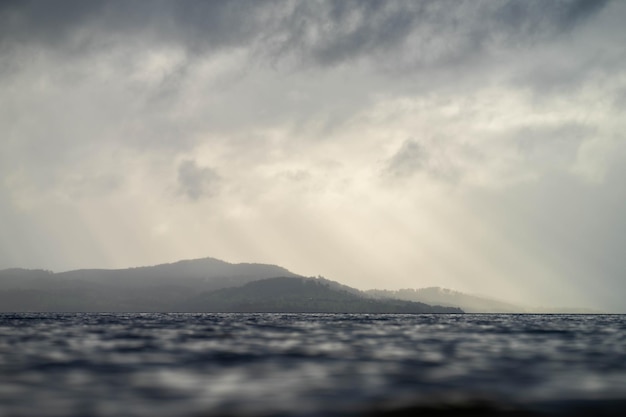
left=1, top=313, right=625, bottom=416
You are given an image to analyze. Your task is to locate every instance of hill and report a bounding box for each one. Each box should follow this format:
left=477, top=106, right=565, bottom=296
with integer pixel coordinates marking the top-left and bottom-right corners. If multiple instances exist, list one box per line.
left=366, top=287, right=523, bottom=313
left=0, top=258, right=300, bottom=312
left=0, top=259, right=461, bottom=313
left=181, top=277, right=461, bottom=313
left=365, top=287, right=603, bottom=313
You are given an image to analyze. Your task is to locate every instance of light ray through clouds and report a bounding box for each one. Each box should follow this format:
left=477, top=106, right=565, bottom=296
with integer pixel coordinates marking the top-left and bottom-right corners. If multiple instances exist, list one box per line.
left=1, top=0, right=625, bottom=311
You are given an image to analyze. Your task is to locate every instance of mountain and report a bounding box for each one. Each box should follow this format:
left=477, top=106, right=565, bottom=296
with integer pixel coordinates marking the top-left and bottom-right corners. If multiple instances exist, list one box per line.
left=366, top=287, right=525, bottom=313
left=365, top=287, right=603, bottom=313
left=180, top=277, right=462, bottom=313
left=0, top=258, right=461, bottom=313
left=0, top=258, right=300, bottom=312
left=56, top=257, right=299, bottom=288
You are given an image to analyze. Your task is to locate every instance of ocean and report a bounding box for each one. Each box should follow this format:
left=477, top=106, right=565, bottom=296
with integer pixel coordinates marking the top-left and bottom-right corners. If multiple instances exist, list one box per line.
left=1, top=313, right=625, bottom=416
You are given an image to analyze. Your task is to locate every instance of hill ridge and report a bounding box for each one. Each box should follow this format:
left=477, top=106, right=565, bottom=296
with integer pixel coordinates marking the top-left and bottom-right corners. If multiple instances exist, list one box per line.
left=0, top=257, right=461, bottom=313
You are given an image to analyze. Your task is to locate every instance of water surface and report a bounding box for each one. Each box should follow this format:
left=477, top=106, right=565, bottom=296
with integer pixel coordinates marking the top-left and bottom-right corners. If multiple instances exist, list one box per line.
left=1, top=313, right=625, bottom=416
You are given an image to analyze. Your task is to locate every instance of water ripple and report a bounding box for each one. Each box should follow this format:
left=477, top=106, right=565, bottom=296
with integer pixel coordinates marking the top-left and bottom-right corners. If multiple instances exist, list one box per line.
left=0, top=313, right=625, bottom=416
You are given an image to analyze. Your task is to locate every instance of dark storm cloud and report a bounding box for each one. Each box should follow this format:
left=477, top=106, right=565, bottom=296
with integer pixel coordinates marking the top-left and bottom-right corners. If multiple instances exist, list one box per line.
left=556, top=0, right=610, bottom=30
left=492, top=0, right=608, bottom=35
left=288, top=0, right=610, bottom=70
left=0, top=0, right=104, bottom=47
left=0, top=0, right=271, bottom=52
left=177, top=159, right=220, bottom=201
left=279, top=0, right=418, bottom=67
left=0, top=0, right=610, bottom=70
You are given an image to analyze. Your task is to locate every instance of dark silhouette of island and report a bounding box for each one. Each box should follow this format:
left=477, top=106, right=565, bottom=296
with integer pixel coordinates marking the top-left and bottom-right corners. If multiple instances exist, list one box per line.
left=0, top=258, right=461, bottom=313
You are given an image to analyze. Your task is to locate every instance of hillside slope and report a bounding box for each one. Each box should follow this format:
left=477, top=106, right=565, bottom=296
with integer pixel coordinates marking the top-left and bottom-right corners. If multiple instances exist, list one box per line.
left=0, top=258, right=300, bottom=312
left=182, top=277, right=462, bottom=313
left=0, top=259, right=462, bottom=313
left=366, top=287, right=523, bottom=313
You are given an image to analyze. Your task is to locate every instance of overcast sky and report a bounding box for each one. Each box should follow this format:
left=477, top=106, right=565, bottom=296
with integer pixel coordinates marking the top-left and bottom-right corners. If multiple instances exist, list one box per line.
left=1, top=0, right=625, bottom=311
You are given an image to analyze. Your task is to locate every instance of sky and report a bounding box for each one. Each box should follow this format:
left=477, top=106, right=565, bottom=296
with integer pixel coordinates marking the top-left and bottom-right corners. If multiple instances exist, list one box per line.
left=1, top=0, right=625, bottom=312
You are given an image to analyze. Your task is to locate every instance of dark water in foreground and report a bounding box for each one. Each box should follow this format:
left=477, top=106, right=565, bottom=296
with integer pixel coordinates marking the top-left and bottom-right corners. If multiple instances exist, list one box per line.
left=1, top=313, right=625, bottom=416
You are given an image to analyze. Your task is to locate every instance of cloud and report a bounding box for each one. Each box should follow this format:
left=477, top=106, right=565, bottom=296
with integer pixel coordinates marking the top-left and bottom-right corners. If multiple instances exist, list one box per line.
left=177, top=159, right=220, bottom=201
left=557, top=0, right=610, bottom=30
left=384, top=139, right=426, bottom=179
left=1, top=0, right=625, bottom=311
left=0, top=1, right=266, bottom=52
left=384, top=138, right=463, bottom=184
left=0, top=1, right=611, bottom=72
left=513, top=122, right=593, bottom=167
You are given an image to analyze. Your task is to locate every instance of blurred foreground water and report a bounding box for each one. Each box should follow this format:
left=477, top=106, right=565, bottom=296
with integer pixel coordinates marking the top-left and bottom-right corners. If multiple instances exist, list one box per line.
left=1, top=313, right=625, bottom=416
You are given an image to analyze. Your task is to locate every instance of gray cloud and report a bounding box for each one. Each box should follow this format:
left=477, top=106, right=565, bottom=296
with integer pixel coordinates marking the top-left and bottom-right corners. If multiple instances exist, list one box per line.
left=385, top=140, right=427, bottom=179
left=384, top=139, right=462, bottom=184
left=555, top=0, right=610, bottom=30
left=0, top=1, right=266, bottom=51
left=1, top=0, right=625, bottom=311
left=0, top=0, right=610, bottom=71
left=613, top=87, right=626, bottom=110
left=177, top=159, right=220, bottom=201
left=514, top=122, right=593, bottom=166
left=491, top=0, right=608, bottom=35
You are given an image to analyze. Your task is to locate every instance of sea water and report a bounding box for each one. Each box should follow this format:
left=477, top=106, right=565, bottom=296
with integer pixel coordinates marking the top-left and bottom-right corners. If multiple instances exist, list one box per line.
left=0, top=313, right=625, bottom=416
